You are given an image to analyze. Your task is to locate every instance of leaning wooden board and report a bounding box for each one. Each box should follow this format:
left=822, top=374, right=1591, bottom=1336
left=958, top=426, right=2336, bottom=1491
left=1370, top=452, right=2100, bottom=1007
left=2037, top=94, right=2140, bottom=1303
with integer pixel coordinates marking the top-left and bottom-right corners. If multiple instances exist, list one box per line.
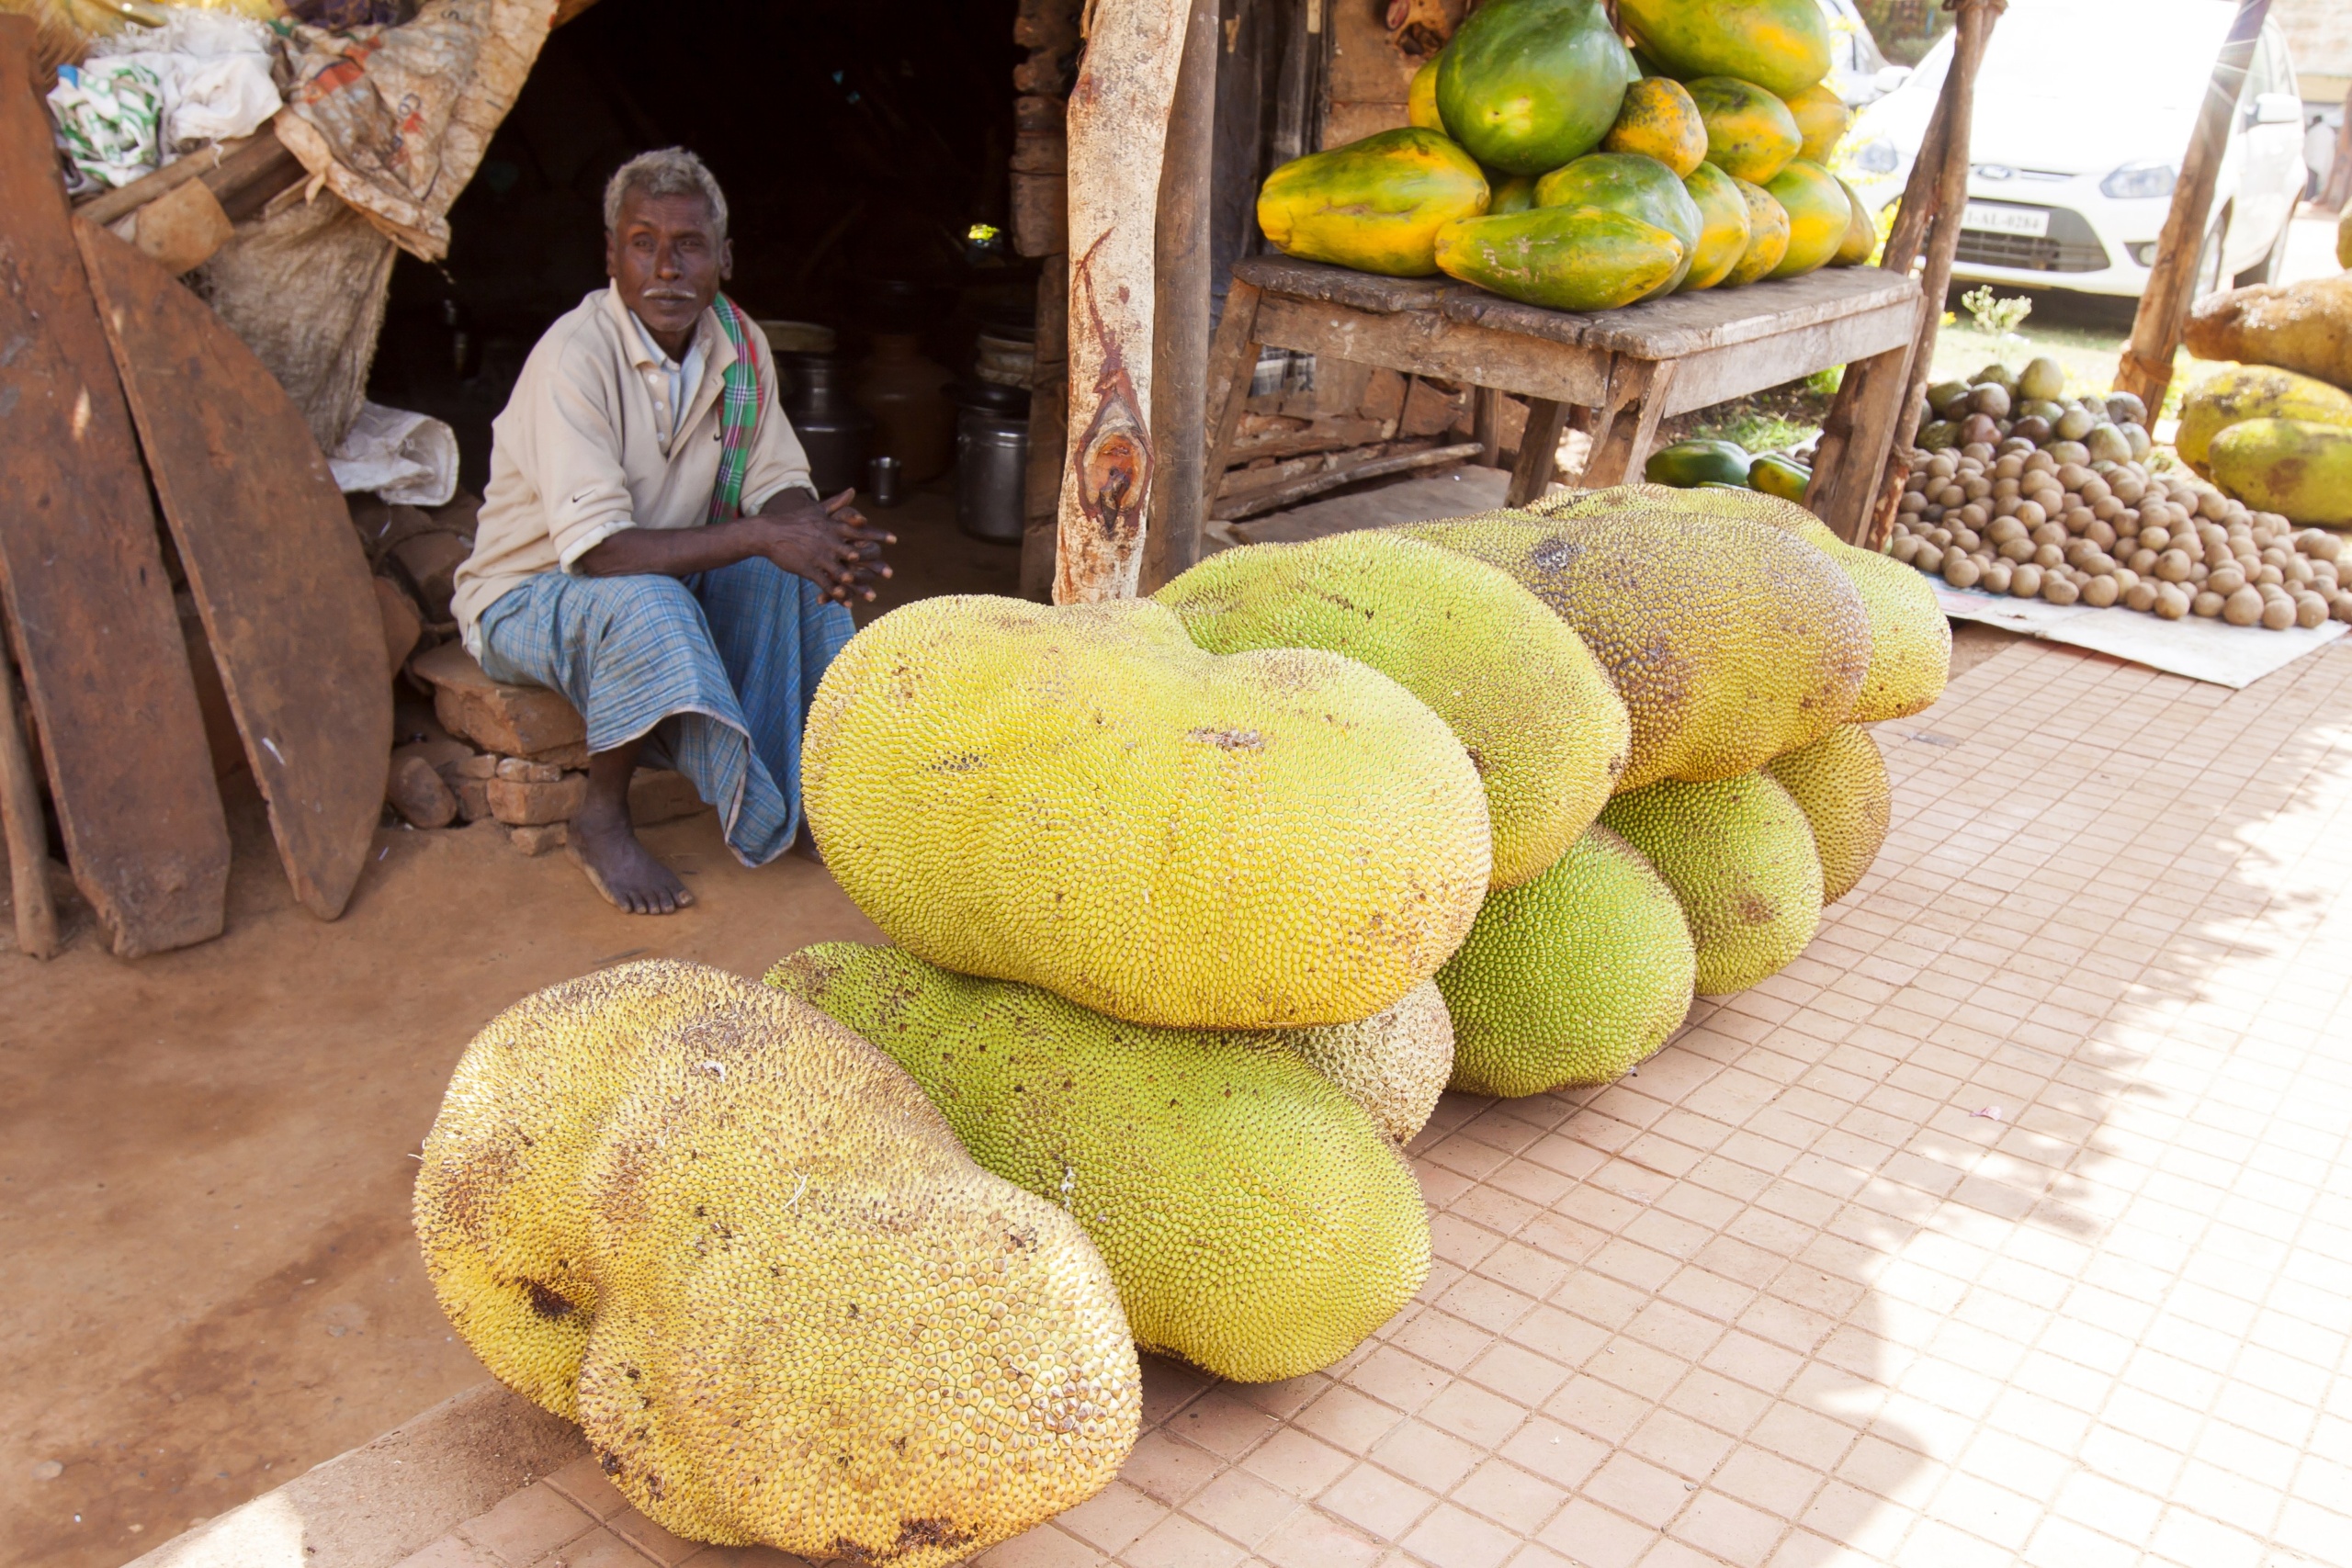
left=75, top=218, right=390, bottom=920
left=0, top=17, right=229, bottom=955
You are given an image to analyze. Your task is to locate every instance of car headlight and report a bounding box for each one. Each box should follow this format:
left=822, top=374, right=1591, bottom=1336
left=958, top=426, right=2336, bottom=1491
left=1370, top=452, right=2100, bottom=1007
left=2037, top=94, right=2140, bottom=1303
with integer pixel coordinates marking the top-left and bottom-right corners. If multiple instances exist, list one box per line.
left=2101, top=161, right=2177, bottom=199
left=1852, top=136, right=1900, bottom=175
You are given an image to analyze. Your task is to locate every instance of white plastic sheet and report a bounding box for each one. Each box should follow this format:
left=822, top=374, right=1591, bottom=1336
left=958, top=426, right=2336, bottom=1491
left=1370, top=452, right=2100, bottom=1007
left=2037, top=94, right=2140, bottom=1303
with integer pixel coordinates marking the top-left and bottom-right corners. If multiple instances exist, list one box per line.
left=1932, top=582, right=2349, bottom=689
left=329, top=401, right=460, bottom=506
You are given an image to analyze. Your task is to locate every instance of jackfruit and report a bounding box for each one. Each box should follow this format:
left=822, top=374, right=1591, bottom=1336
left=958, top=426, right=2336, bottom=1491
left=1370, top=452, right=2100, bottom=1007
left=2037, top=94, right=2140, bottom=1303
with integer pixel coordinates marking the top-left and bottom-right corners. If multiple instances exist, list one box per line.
left=802, top=596, right=1491, bottom=1030
left=1536, top=483, right=1950, bottom=721
left=1154, top=532, right=1630, bottom=888
left=2183, top=274, right=2352, bottom=393
left=1404, top=510, right=1870, bottom=790
left=415, top=962, right=1139, bottom=1564
left=2175, top=363, right=2352, bottom=474
left=1435, top=826, right=1696, bottom=1098
left=1764, top=724, right=1890, bottom=904
left=1282, top=979, right=1456, bottom=1145
left=767, top=943, right=1432, bottom=1383
left=1601, top=773, right=1823, bottom=993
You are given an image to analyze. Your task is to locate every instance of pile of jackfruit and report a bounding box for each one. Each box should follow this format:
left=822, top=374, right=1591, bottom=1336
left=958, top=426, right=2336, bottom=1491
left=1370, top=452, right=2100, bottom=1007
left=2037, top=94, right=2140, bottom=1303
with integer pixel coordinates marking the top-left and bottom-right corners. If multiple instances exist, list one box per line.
left=413, top=485, right=1947, bottom=1564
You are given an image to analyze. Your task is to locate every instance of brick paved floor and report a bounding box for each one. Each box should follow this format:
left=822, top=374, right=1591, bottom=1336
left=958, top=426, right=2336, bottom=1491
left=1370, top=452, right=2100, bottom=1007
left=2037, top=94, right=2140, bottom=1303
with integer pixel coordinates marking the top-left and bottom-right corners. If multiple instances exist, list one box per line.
left=396, top=637, right=2352, bottom=1568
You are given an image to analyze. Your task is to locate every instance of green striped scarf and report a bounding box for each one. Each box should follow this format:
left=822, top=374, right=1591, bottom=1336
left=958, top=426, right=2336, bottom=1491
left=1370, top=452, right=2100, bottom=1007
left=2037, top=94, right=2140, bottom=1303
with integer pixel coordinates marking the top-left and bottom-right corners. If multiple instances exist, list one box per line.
left=707, top=294, right=767, bottom=523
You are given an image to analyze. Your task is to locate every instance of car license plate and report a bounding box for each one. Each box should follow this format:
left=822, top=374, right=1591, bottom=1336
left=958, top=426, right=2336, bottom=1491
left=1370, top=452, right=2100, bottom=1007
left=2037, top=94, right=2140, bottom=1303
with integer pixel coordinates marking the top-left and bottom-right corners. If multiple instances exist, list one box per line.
left=1962, top=203, right=2051, bottom=238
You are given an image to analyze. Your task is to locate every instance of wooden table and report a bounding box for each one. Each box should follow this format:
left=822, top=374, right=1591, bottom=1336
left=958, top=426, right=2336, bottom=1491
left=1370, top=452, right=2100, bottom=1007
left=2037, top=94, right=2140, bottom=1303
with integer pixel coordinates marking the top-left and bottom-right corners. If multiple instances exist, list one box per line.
left=1203, top=255, right=1925, bottom=541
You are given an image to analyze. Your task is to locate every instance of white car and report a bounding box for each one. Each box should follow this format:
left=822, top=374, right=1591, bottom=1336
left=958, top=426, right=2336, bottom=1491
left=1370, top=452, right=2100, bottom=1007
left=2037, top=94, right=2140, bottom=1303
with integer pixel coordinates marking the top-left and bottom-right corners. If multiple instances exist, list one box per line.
left=1841, top=0, right=2309, bottom=298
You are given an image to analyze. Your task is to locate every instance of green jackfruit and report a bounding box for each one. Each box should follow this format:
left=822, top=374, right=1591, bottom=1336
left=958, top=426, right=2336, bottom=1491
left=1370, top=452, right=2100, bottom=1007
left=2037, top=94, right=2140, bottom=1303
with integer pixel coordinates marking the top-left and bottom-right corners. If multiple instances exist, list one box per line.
left=1765, top=724, right=1891, bottom=904
left=1601, top=773, right=1824, bottom=993
left=767, top=943, right=1433, bottom=1383
left=803, top=596, right=1491, bottom=1030
left=1436, top=826, right=1696, bottom=1097
left=1404, top=510, right=1870, bottom=791
left=1154, top=531, right=1630, bottom=889
left=2207, top=418, right=2352, bottom=526
left=415, top=962, right=1139, bottom=1564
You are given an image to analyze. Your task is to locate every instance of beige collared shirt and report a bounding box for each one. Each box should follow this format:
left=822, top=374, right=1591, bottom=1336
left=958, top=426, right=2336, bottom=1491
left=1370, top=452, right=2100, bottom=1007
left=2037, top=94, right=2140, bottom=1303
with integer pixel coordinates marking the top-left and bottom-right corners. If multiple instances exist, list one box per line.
left=451, top=283, right=815, bottom=639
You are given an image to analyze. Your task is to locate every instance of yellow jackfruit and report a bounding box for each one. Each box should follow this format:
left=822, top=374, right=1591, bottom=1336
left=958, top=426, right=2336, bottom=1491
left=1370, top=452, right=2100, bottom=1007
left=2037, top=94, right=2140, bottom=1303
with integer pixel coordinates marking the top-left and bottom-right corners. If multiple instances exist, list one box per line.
left=1435, top=826, right=1696, bottom=1097
left=1404, top=510, right=1869, bottom=790
left=1601, top=773, right=1823, bottom=993
left=802, top=596, right=1491, bottom=1030
left=1283, top=979, right=1456, bottom=1145
left=415, top=962, right=1139, bottom=1563
left=2176, top=363, right=2352, bottom=474
left=1154, top=532, right=1631, bottom=888
left=1765, top=724, right=1890, bottom=904
left=767, top=943, right=1432, bottom=1383
left=1537, top=483, right=1950, bottom=722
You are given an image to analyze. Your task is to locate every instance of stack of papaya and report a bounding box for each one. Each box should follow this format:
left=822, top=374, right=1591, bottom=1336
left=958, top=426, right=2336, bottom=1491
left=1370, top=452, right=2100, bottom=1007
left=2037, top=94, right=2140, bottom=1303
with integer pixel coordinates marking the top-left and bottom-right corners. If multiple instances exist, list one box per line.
left=1256, top=0, right=1876, bottom=313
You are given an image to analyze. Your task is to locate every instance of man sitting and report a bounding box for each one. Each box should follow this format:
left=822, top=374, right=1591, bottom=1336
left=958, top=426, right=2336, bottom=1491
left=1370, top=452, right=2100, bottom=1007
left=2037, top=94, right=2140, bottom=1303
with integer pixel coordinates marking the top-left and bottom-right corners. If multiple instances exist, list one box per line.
left=452, top=148, right=890, bottom=916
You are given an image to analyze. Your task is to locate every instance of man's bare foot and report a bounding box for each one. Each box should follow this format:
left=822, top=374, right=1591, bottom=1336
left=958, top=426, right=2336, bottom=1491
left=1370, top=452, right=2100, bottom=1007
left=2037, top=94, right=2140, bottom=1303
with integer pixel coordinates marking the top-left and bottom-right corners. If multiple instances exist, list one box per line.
left=568, top=810, right=695, bottom=915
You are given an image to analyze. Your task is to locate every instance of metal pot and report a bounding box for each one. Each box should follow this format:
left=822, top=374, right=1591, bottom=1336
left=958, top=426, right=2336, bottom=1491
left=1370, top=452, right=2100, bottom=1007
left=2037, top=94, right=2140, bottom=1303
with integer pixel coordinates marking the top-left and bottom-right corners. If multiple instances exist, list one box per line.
left=775, top=350, right=872, bottom=498
left=955, top=404, right=1028, bottom=544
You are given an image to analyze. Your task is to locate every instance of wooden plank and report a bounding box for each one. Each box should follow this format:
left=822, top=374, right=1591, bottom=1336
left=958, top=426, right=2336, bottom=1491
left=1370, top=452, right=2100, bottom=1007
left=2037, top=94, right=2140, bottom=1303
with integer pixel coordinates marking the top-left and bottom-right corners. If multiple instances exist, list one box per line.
left=1218, top=442, right=1483, bottom=519
left=1807, top=336, right=1918, bottom=545
left=74, top=124, right=304, bottom=230
left=1581, top=359, right=1679, bottom=488
left=0, top=17, right=229, bottom=958
left=0, top=649, right=58, bottom=959
left=74, top=218, right=390, bottom=921
left=1471, top=387, right=1502, bottom=468
left=1138, top=0, right=1218, bottom=594
left=1657, top=301, right=1919, bottom=416
left=1198, top=277, right=1265, bottom=521
left=1505, top=400, right=1571, bottom=506
left=1232, top=254, right=1453, bottom=315
left=1251, top=294, right=1612, bottom=406
left=1438, top=267, right=1920, bottom=358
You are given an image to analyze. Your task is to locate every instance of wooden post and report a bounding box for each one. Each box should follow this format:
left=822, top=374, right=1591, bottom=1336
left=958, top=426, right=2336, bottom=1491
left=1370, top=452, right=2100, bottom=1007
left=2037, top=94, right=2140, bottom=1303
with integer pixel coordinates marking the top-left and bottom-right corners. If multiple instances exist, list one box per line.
left=1138, top=0, right=1219, bottom=593
left=2115, top=0, right=2269, bottom=414
left=1012, top=0, right=1080, bottom=602
left=2325, top=85, right=2352, bottom=211
left=0, top=646, right=59, bottom=960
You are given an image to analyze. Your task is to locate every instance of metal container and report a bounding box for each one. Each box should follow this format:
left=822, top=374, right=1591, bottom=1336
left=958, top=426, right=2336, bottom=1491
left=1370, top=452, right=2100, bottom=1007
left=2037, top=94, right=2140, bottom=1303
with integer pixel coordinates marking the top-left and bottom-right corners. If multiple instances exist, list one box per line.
left=775, top=350, right=872, bottom=497
left=955, top=404, right=1028, bottom=544
left=866, top=454, right=902, bottom=509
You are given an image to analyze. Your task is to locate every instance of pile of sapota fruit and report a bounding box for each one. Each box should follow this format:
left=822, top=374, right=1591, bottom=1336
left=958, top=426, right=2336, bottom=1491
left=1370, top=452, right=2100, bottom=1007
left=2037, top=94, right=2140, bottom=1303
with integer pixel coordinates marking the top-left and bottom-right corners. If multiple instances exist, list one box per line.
left=1257, top=0, right=1876, bottom=311
left=413, top=484, right=1949, bottom=1565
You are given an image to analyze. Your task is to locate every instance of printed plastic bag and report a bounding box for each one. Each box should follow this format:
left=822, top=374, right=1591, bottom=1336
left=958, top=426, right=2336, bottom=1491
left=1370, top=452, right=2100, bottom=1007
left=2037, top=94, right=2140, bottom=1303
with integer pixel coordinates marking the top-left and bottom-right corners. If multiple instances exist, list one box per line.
left=46, top=57, right=163, bottom=192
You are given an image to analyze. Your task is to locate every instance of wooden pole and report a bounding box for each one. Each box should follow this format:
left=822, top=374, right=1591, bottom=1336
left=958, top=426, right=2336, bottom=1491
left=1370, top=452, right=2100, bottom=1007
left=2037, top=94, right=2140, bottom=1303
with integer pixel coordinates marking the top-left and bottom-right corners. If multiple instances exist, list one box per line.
left=2325, top=85, right=2352, bottom=211
left=2115, top=0, right=2269, bottom=413
left=0, top=644, right=60, bottom=960
left=1138, top=0, right=1218, bottom=594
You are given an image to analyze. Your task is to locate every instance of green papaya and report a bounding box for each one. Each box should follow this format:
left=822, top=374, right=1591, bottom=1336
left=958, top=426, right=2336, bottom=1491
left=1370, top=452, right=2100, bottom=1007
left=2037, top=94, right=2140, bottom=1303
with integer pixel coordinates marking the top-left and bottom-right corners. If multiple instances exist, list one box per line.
left=2208, top=419, right=2352, bottom=526
left=1488, top=174, right=1538, bottom=215
left=1645, top=438, right=1752, bottom=489
left=2177, top=364, right=2352, bottom=473
left=1764, top=158, right=1849, bottom=277
left=1723, top=175, right=1790, bottom=286
left=1533, top=152, right=1705, bottom=298
left=1782, top=83, right=1850, bottom=164
left=1684, top=76, right=1802, bottom=183
left=1435, top=205, right=1684, bottom=311
left=1408, top=54, right=1444, bottom=131
left=1601, top=76, right=1708, bottom=177
left=1436, top=0, right=1634, bottom=176
left=1618, top=0, right=1832, bottom=100
left=1677, top=162, right=1752, bottom=291
left=1832, top=177, right=1875, bottom=266
left=1257, top=129, right=1490, bottom=277
left=1748, top=453, right=1812, bottom=502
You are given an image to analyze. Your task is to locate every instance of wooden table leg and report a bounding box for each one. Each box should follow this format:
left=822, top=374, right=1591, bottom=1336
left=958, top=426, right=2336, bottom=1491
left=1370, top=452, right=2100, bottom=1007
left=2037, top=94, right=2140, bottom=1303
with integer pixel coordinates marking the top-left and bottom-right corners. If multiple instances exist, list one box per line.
left=1579, top=358, right=1679, bottom=488
left=1505, top=399, right=1570, bottom=507
left=1471, top=387, right=1502, bottom=468
left=1198, top=278, right=1263, bottom=527
left=0, top=649, right=59, bottom=960
left=1805, top=337, right=1917, bottom=545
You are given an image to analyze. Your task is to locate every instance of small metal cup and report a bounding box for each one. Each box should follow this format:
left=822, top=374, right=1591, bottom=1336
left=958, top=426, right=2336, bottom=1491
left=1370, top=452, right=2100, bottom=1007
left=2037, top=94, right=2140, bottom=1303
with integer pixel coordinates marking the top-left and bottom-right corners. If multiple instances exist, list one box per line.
left=866, top=454, right=903, bottom=509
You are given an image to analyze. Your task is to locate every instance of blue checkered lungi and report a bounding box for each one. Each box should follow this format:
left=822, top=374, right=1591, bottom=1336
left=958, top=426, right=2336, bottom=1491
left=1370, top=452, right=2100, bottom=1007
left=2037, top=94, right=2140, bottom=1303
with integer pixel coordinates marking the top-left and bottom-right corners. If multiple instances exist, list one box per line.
left=475, top=558, right=854, bottom=866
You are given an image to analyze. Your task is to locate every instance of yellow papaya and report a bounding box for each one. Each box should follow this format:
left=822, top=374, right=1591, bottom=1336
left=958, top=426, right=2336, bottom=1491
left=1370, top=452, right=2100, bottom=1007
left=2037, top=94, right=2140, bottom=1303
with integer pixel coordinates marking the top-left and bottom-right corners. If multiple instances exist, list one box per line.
left=1601, top=76, right=1708, bottom=178
left=1619, top=0, right=1832, bottom=100
left=1408, top=54, right=1444, bottom=131
left=1677, top=162, right=1751, bottom=291
left=1722, top=175, right=1790, bottom=286
left=1436, top=0, right=1634, bottom=176
left=2177, top=364, right=2352, bottom=474
left=1534, top=152, right=1705, bottom=298
left=1489, top=174, right=1538, bottom=215
left=1832, top=177, right=1875, bottom=266
left=1435, top=204, right=1685, bottom=311
left=1782, top=83, right=1850, bottom=164
left=2208, top=419, right=2352, bottom=525
left=1684, top=77, right=1801, bottom=184
left=1764, top=159, right=1848, bottom=278
left=1257, top=128, right=1490, bottom=277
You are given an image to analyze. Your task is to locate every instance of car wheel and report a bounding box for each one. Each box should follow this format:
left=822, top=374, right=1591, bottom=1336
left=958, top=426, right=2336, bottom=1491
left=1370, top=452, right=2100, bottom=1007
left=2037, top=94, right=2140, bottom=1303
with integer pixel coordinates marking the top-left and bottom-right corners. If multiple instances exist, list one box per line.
left=2233, top=220, right=2290, bottom=288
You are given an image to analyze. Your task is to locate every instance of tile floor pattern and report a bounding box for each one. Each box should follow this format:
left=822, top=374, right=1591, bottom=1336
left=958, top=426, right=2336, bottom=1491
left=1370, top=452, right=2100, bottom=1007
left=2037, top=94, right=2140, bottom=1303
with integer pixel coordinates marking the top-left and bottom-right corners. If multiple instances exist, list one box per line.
left=393, top=637, right=2352, bottom=1568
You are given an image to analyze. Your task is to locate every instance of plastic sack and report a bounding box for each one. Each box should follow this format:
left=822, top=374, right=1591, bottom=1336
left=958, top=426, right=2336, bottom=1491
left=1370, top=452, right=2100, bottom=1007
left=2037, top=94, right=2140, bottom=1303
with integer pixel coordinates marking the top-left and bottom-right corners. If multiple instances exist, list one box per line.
left=86, top=9, right=280, bottom=151
left=328, top=401, right=460, bottom=505
left=46, top=57, right=163, bottom=192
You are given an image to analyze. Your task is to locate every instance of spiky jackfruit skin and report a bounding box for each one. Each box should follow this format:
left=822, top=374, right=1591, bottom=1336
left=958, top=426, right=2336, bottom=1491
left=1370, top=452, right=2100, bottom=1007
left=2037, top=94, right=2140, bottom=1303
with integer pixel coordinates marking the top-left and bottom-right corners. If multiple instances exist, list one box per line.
left=802, top=596, right=1491, bottom=1030
left=1536, top=484, right=1950, bottom=722
left=416, top=963, right=1140, bottom=1563
left=1154, top=532, right=1630, bottom=888
left=1404, top=511, right=1868, bottom=790
left=1765, top=724, right=1890, bottom=904
left=1436, top=826, right=1695, bottom=1097
left=1283, top=978, right=1455, bottom=1145
left=1601, top=773, right=1823, bottom=994
left=767, top=943, right=1433, bottom=1384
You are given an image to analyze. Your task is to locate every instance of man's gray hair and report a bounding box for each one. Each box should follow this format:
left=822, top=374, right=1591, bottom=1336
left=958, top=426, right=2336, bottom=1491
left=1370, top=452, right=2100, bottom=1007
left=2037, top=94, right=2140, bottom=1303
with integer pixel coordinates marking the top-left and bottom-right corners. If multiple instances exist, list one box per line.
left=603, top=147, right=729, bottom=239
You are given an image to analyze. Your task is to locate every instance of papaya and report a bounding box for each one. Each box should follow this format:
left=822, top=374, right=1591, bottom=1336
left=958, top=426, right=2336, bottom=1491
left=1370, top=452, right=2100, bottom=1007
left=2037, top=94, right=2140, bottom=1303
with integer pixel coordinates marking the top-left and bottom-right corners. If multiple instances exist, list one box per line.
left=1684, top=77, right=1802, bottom=184
left=1748, top=453, right=1812, bottom=502
left=1782, top=83, right=1850, bottom=164
left=1764, top=159, right=1849, bottom=278
left=1677, top=162, right=1752, bottom=291
left=1533, top=152, right=1705, bottom=298
left=1488, top=174, right=1538, bottom=215
left=1435, top=0, right=1634, bottom=176
left=1601, top=77, right=1708, bottom=178
left=1645, top=438, right=1752, bottom=489
left=1408, top=54, right=1444, bottom=132
left=1257, top=129, right=1490, bottom=277
left=2177, top=364, right=2352, bottom=474
left=1722, top=176, right=1791, bottom=287
left=1435, top=204, right=1685, bottom=312
left=1832, top=177, right=1875, bottom=266
left=1618, top=0, right=1832, bottom=100
left=2207, top=419, right=2352, bottom=526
